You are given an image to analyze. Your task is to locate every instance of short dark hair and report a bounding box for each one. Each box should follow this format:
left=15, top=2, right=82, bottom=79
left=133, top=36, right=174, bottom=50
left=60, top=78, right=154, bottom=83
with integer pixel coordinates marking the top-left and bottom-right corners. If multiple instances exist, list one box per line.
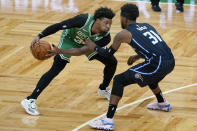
left=94, top=7, right=115, bottom=20
left=121, top=3, right=139, bottom=21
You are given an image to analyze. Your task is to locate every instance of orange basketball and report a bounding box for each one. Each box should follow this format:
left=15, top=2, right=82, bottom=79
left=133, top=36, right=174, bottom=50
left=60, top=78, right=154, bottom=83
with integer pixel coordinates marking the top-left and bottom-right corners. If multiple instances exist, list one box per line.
left=31, top=40, right=51, bottom=60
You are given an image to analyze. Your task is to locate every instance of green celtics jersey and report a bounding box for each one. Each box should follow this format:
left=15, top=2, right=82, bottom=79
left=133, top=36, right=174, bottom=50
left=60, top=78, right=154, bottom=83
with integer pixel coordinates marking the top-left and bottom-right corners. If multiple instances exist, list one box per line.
left=61, top=14, right=109, bottom=45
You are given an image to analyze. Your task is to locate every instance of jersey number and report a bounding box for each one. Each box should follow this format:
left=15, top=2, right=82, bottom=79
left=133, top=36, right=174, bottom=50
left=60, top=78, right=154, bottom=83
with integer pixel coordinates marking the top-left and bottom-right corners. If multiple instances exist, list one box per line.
left=143, top=30, right=162, bottom=45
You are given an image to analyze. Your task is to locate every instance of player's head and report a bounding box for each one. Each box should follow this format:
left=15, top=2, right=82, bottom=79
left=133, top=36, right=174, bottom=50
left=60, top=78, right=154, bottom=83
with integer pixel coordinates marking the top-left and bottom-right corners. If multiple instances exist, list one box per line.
left=120, top=3, right=139, bottom=29
left=94, top=7, right=115, bottom=34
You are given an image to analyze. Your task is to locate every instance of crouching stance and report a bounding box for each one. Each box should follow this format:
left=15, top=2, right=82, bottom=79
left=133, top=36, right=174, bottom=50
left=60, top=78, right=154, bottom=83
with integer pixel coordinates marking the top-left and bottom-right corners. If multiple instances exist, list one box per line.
left=87, top=3, right=175, bottom=130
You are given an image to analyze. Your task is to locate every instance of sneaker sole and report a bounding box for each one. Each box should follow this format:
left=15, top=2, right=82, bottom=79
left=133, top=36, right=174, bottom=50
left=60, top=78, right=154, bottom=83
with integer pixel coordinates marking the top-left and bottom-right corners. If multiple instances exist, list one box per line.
left=98, top=94, right=110, bottom=101
left=147, top=107, right=171, bottom=112
left=89, top=125, right=113, bottom=131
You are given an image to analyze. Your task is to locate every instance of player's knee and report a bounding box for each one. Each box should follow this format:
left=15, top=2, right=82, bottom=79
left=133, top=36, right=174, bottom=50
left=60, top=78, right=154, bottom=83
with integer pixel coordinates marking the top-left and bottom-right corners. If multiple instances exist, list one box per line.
left=112, top=56, right=118, bottom=66
left=48, top=55, right=68, bottom=76
left=111, top=74, right=125, bottom=97
left=149, top=83, right=158, bottom=90
left=114, top=74, right=124, bottom=84
left=108, top=56, right=117, bottom=66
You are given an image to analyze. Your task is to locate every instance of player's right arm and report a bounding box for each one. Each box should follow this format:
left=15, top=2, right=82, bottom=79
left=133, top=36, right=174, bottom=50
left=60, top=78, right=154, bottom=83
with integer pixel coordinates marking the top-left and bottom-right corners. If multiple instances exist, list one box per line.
left=30, top=14, right=88, bottom=49
left=47, top=32, right=111, bottom=57
left=87, top=29, right=132, bottom=58
left=47, top=44, right=93, bottom=57
left=112, top=30, right=141, bottom=65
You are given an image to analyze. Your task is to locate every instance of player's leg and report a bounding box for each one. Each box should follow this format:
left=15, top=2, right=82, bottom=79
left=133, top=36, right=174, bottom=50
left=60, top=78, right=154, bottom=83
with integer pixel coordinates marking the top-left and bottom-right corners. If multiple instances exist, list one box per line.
left=28, top=55, right=68, bottom=99
left=147, top=83, right=171, bottom=112
left=21, top=37, right=74, bottom=116
left=89, top=57, right=174, bottom=129
left=151, top=0, right=161, bottom=12
left=89, top=54, right=117, bottom=100
left=130, top=59, right=172, bottom=112
left=89, top=70, right=136, bottom=130
left=21, top=55, right=68, bottom=115
left=175, top=0, right=184, bottom=12
left=89, top=60, right=152, bottom=130
left=107, top=70, right=136, bottom=117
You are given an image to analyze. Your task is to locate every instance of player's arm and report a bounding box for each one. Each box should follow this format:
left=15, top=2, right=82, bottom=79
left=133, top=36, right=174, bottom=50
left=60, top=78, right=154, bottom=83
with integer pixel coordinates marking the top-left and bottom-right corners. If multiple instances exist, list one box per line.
left=47, top=34, right=110, bottom=56
left=47, top=33, right=111, bottom=56
left=95, top=33, right=111, bottom=47
left=47, top=44, right=94, bottom=57
left=30, top=14, right=88, bottom=50
left=111, top=30, right=140, bottom=65
left=86, top=29, right=132, bottom=57
left=110, top=29, right=132, bottom=50
left=38, top=14, right=87, bottom=38
left=127, top=54, right=141, bottom=65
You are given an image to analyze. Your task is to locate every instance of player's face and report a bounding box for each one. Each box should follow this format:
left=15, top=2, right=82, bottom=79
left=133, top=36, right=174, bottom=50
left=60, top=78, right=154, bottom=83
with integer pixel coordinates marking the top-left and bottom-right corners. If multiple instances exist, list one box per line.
left=120, top=16, right=126, bottom=29
left=98, top=18, right=112, bottom=33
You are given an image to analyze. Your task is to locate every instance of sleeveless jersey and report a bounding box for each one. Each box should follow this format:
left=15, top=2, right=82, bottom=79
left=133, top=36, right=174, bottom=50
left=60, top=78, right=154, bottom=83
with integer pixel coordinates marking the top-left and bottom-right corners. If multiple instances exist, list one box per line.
left=126, top=23, right=174, bottom=61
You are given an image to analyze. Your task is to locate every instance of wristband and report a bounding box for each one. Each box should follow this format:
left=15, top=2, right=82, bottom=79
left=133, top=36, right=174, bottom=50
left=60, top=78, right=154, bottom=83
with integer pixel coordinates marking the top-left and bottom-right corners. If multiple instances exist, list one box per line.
left=38, top=33, right=45, bottom=39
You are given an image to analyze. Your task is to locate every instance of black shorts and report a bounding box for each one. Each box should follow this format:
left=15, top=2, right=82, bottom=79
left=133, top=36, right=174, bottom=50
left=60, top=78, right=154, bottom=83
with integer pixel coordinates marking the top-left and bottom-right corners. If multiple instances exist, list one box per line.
left=127, top=56, right=175, bottom=87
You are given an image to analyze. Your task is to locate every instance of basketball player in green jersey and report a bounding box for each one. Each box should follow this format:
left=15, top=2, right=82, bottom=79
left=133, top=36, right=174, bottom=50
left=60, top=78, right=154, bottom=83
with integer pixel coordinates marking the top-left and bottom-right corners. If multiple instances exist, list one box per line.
left=21, top=7, right=116, bottom=116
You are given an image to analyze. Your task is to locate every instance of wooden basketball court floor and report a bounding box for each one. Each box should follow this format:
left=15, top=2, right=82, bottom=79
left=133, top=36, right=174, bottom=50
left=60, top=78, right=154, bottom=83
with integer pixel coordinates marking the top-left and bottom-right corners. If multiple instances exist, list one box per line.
left=0, top=0, right=197, bottom=130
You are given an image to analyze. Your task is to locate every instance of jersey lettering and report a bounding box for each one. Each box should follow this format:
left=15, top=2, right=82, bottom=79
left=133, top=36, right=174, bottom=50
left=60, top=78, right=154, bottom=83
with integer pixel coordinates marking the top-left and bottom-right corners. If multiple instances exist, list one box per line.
left=136, top=25, right=147, bottom=31
left=143, top=30, right=162, bottom=45
left=74, top=31, right=88, bottom=44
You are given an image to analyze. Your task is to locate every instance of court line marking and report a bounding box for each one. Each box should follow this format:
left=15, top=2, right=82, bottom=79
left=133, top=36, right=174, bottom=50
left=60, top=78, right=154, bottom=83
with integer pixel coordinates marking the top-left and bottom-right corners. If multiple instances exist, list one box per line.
left=72, top=83, right=197, bottom=131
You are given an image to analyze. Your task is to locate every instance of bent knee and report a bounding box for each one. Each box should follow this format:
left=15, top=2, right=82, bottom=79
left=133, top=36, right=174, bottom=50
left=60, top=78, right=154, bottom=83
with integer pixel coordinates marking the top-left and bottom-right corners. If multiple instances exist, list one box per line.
left=108, top=56, right=118, bottom=66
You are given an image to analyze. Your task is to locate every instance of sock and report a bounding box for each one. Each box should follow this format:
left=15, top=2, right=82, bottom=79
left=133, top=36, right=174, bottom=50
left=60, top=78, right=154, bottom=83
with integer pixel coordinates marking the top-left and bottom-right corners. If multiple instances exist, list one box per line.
left=27, top=96, right=37, bottom=100
left=99, top=84, right=107, bottom=90
left=155, top=91, right=165, bottom=103
left=106, top=104, right=117, bottom=118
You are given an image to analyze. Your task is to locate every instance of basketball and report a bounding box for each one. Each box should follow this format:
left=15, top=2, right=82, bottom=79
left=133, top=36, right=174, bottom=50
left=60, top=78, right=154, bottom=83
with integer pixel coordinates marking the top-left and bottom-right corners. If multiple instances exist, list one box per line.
left=31, top=40, right=51, bottom=60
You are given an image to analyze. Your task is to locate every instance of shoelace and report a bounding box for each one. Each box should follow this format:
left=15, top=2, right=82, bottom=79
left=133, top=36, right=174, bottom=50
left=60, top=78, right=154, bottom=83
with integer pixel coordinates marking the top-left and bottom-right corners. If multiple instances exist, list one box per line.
left=105, top=90, right=111, bottom=94
left=105, top=88, right=111, bottom=94
left=30, top=100, right=37, bottom=109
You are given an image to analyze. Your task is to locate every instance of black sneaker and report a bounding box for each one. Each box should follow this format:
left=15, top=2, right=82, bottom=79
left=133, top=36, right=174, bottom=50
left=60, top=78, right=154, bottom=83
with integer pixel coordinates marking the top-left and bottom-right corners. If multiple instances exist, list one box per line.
left=175, top=2, right=184, bottom=12
left=152, top=5, right=161, bottom=12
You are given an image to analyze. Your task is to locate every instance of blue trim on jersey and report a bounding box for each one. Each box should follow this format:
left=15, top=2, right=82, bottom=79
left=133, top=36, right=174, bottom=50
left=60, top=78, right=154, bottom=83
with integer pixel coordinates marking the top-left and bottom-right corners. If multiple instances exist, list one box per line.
left=153, top=53, right=157, bottom=56
left=133, top=56, right=153, bottom=70
left=132, top=38, right=149, bottom=53
left=130, top=56, right=162, bottom=75
left=139, top=51, right=149, bottom=60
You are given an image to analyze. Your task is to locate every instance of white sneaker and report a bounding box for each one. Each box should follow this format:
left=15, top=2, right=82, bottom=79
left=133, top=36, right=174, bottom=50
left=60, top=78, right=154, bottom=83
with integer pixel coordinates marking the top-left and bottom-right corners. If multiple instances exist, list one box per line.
left=147, top=101, right=171, bottom=112
left=98, top=87, right=111, bottom=101
left=21, top=98, right=40, bottom=116
left=89, top=116, right=114, bottom=130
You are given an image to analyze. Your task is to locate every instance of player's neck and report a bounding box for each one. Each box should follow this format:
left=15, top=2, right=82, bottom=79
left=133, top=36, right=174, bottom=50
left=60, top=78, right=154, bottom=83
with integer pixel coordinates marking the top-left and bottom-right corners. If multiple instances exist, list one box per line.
left=127, top=20, right=136, bottom=26
left=91, top=22, right=100, bottom=34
